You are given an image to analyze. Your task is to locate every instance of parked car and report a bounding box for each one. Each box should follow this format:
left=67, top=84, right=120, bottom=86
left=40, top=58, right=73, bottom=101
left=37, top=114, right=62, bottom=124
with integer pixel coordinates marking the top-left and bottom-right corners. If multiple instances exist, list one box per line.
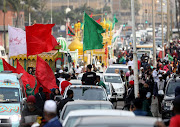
left=74, top=116, right=161, bottom=127
left=60, top=101, right=113, bottom=123
left=0, top=72, right=25, bottom=127
left=69, top=80, right=82, bottom=85
left=103, top=73, right=125, bottom=99
left=105, top=64, right=128, bottom=74
left=63, top=110, right=135, bottom=127
left=162, top=76, right=180, bottom=121
left=63, top=85, right=108, bottom=101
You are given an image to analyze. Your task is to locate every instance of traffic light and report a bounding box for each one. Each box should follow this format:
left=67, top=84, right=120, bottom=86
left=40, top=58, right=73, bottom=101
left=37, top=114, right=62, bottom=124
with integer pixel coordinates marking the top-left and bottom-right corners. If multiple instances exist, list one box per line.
left=145, top=20, right=148, bottom=24
left=123, top=24, right=126, bottom=27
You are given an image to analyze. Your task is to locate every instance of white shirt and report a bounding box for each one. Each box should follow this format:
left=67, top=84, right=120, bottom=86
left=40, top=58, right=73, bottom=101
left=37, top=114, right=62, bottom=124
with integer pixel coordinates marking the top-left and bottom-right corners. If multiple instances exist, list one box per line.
left=75, top=67, right=82, bottom=74
left=128, top=75, right=134, bottom=82
left=157, top=80, right=165, bottom=90
left=152, top=70, right=159, bottom=83
left=128, top=60, right=134, bottom=69
left=109, top=58, right=114, bottom=65
left=58, top=78, right=65, bottom=92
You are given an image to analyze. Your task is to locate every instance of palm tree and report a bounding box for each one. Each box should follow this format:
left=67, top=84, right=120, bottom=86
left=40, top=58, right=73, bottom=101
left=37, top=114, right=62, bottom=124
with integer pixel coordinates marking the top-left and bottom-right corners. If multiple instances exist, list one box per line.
left=23, top=0, right=39, bottom=26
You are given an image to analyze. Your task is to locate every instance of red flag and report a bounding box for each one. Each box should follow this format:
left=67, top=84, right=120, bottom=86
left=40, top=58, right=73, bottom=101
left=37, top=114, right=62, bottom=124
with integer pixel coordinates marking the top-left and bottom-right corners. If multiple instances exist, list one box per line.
left=26, top=24, right=58, bottom=57
left=96, top=18, right=101, bottom=24
left=16, top=60, right=38, bottom=94
left=2, top=58, right=16, bottom=73
left=36, top=56, right=58, bottom=93
left=90, top=13, right=93, bottom=18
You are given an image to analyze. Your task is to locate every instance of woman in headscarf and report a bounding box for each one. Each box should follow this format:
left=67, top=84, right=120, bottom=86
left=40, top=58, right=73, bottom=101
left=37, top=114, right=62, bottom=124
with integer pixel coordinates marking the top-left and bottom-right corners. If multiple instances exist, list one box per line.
left=26, top=80, right=37, bottom=97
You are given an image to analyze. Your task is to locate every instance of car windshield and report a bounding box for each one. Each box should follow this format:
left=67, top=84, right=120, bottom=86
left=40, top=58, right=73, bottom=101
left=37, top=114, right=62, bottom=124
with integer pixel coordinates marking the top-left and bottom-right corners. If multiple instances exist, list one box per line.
left=62, top=104, right=112, bottom=120
left=0, top=87, right=20, bottom=103
left=137, top=52, right=150, bottom=59
left=70, top=87, right=107, bottom=101
left=104, top=76, right=122, bottom=83
left=65, top=116, right=80, bottom=127
left=106, top=68, right=128, bottom=73
left=166, top=79, right=180, bottom=95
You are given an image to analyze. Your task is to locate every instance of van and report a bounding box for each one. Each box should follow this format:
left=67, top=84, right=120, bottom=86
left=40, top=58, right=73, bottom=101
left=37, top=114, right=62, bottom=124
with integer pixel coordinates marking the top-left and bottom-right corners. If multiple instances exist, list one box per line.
left=0, top=72, right=25, bottom=127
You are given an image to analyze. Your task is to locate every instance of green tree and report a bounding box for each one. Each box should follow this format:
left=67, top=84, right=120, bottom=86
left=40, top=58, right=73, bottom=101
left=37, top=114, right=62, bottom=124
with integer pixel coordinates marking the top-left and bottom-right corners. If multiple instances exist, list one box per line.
left=22, top=0, right=39, bottom=25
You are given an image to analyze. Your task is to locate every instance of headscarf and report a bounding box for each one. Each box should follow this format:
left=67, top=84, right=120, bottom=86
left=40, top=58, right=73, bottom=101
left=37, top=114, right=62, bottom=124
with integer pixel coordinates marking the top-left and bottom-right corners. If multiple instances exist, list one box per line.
left=26, top=84, right=34, bottom=97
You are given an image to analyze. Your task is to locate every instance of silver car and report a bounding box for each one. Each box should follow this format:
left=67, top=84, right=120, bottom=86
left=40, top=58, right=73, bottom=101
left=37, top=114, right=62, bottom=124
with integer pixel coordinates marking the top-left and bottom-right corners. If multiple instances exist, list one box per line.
left=60, top=100, right=113, bottom=123
left=74, top=116, right=162, bottom=127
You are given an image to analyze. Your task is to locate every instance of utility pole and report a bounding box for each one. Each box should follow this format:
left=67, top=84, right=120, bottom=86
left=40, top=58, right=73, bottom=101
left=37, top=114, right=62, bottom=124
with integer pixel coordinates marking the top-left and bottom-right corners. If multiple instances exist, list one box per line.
left=161, top=0, right=164, bottom=60
left=167, top=0, right=170, bottom=47
left=3, top=0, right=6, bottom=51
left=51, top=0, right=53, bottom=24
left=152, top=0, right=156, bottom=67
left=131, top=0, right=139, bottom=98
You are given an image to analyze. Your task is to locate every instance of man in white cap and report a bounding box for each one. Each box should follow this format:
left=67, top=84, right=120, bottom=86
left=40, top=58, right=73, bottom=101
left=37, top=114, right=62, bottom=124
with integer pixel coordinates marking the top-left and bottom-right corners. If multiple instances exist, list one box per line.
left=75, top=64, right=81, bottom=77
left=157, top=74, right=165, bottom=113
left=43, top=100, right=62, bottom=127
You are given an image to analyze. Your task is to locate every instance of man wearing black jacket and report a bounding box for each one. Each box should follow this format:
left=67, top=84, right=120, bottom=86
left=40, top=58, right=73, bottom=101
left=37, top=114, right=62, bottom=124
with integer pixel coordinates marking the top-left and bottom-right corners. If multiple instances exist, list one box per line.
left=57, top=90, right=74, bottom=117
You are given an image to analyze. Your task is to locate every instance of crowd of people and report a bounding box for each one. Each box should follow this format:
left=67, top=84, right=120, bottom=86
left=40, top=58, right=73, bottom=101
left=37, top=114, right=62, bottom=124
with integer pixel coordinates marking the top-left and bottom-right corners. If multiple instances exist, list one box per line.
left=21, top=62, right=107, bottom=127
left=116, top=40, right=180, bottom=126
left=20, top=40, right=180, bottom=127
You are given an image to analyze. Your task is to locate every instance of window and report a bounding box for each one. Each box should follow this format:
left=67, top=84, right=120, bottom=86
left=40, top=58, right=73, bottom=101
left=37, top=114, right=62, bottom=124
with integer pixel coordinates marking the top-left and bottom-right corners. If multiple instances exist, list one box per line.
left=0, top=87, right=20, bottom=102
left=1, top=50, right=5, bottom=56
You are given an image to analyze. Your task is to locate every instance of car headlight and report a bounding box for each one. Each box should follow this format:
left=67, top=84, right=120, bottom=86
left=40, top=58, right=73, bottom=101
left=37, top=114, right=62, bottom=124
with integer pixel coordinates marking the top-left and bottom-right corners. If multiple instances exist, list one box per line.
left=10, top=114, right=21, bottom=122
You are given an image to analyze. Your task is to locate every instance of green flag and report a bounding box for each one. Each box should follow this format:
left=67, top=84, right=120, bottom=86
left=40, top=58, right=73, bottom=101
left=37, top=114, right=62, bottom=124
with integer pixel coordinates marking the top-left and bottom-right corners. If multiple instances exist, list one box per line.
left=67, top=26, right=75, bottom=36
left=0, top=59, right=4, bottom=72
left=112, top=14, right=118, bottom=29
left=83, top=12, right=105, bottom=51
left=168, top=54, right=173, bottom=62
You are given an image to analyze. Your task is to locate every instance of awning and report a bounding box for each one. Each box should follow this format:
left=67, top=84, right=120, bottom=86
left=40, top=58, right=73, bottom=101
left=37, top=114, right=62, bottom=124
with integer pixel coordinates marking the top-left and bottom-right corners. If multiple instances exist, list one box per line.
left=10, top=50, right=58, bottom=61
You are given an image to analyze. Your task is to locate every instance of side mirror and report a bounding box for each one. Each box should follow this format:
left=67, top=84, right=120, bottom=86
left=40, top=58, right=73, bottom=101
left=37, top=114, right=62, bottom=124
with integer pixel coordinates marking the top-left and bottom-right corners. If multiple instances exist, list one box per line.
left=112, top=92, right=117, bottom=96
left=22, top=97, right=27, bottom=105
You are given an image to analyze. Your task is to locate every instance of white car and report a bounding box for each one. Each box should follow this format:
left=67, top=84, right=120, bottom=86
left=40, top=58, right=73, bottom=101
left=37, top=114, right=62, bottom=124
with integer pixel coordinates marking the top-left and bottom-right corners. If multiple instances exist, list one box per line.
left=69, top=79, right=82, bottom=85
left=104, top=82, right=117, bottom=108
left=60, top=101, right=113, bottom=123
left=63, top=85, right=108, bottom=101
left=103, top=73, right=125, bottom=99
left=63, top=109, right=135, bottom=127
left=105, top=64, right=128, bottom=74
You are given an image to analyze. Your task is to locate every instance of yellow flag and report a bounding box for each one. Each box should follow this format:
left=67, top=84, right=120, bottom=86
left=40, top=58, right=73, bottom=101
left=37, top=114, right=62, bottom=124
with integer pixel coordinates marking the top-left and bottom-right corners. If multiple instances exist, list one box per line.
left=104, top=18, right=106, bottom=24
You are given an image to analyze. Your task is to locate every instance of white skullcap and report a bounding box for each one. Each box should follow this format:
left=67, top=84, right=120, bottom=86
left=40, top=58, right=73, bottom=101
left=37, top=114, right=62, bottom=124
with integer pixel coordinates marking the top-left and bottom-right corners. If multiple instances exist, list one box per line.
left=44, top=100, right=57, bottom=113
left=140, top=67, right=144, bottom=70
left=59, top=70, right=63, bottom=73
left=158, top=74, right=162, bottom=78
